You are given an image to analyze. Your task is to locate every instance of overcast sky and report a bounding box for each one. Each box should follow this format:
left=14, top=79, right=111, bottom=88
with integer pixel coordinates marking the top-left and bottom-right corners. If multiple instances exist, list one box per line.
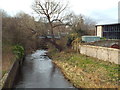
left=0, top=0, right=119, bottom=24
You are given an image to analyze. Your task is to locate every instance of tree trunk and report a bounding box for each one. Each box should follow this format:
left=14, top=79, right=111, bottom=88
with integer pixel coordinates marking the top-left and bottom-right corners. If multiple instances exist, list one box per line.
left=48, top=18, right=63, bottom=51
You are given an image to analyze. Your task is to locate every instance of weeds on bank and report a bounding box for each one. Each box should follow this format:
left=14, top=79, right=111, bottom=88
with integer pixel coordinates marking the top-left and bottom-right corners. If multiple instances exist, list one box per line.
left=50, top=49, right=119, bottom=88
left=2, top=44, right=16, bottom=77
left=2, top=44, right=25, bottom=77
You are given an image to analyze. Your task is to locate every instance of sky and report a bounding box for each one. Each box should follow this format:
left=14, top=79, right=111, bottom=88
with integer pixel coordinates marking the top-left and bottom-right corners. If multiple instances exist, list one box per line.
left=0, top=0, right=119, bottom=24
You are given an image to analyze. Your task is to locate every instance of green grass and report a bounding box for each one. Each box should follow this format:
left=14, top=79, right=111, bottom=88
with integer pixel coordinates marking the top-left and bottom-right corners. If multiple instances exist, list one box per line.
left=50, top=49, right=119, bottom=88
left=69, top=54, right=118, bottom=82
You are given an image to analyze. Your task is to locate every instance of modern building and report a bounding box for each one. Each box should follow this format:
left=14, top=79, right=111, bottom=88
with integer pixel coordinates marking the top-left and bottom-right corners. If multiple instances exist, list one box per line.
left=95, top=23, right=120, bottom=39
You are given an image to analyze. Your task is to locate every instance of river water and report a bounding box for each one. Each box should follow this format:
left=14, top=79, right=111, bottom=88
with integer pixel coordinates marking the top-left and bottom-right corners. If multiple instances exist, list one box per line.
left=13, top=50, right=75, bottom=88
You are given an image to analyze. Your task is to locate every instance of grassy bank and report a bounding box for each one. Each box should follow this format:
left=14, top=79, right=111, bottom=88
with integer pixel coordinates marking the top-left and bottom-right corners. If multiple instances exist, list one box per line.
left=2, top=44, right=16, bottom=76
left=49, top=49, right=119, bottom=88
left=2, top=44, right=25, bottom=77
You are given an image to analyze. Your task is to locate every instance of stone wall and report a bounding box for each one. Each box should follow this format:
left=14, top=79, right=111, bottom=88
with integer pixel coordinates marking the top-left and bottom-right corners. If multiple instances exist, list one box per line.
left=1, top=58, right=23, bottom=89
left=85, top=40, right=120, bottom=47
left=77, top=45, right=120, bottom=64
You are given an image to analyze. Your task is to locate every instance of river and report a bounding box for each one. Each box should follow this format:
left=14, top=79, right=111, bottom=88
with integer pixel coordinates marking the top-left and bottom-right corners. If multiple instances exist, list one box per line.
left=13, top=50, right=76, bottom=89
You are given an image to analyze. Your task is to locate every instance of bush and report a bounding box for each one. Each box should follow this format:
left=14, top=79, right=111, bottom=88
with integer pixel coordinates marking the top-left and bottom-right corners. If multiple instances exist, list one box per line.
left=66, top=33, right=77, bottom=46
left=100, top=37, right=106, bottom=40
left=12, top=45, right=24, bottom=59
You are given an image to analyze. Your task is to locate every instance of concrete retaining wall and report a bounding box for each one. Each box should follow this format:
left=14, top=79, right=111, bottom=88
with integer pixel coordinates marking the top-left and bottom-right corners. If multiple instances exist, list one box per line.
left=77, top=45, right=120, bottom=64
left=1, top=58, right=24, bottom=89
left=85, top=40, right=120, bottom=47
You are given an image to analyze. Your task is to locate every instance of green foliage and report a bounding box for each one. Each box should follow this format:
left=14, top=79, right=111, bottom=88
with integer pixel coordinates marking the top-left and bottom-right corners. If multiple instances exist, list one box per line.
left=74, top=28, right=86, bottom=37
left=67, top=33, right=78, bottom=46
left=13, top=45, right=24, bottom=59
left=67, top=28, right=86, bottom=46
left=100, top=37, right=106, bottom=40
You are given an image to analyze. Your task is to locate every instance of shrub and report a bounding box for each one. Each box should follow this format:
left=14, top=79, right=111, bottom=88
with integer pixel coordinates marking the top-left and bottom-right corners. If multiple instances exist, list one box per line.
left=100, top=37, right=106, bottom=40
left=12, top=45, right=24, bottom=59
left=66, top=33, right=78, bottom=46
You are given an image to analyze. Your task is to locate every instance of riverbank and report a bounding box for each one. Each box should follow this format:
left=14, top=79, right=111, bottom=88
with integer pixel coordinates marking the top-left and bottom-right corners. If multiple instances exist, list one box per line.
left=1, top=44, right=33, bottom=89
left=2, top=44, right=16, bottom=77
left=49, top=49, right=119, bottom=88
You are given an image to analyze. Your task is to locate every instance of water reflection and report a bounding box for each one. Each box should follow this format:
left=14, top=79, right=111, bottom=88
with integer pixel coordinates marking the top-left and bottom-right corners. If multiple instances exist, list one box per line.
left=13, top=50, right=75, bottom=88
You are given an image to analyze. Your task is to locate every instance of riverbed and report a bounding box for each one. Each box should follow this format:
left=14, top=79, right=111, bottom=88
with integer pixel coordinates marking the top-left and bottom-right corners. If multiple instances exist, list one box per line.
left=13, top=50, right=75, bottom=88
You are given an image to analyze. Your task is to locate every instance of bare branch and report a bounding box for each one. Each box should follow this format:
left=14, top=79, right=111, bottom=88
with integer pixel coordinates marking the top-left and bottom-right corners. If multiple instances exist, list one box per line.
left=32, top=0, right=70, bottom=40
left=52, top=22, right=71, bottom=28
left=49, top=2, right=60, bottom=15
left=51, top=19, right=62, bottom=23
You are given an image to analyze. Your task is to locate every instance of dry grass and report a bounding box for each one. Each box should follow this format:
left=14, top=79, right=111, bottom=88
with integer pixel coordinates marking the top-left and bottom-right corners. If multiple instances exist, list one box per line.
left=50, top=50, right=119, bottom=88
left=2, top=44, right=15, bottom=76
left=53, top=61, right=118, bottom=88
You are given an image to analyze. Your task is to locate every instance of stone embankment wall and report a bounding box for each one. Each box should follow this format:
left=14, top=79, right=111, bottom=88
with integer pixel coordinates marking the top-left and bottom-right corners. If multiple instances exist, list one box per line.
left=73, top=44, right=120, bottom=64
left=85, top=40, right=120, bottom=47
left=0, top=58, right=24, bottom=89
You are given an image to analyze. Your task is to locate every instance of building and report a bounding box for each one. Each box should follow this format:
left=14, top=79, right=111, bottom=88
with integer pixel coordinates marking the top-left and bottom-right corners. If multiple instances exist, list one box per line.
left=82, top=36, right=100, bottom=43
left=96, top=23, right=120, bottom=39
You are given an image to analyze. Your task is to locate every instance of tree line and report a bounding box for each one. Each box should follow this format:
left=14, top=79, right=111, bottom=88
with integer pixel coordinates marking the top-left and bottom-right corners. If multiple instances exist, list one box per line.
left=1, top=0, right=96, bottom=52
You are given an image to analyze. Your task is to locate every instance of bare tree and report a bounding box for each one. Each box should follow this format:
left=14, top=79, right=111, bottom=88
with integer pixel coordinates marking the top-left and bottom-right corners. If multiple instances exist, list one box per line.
left=32, top=0, right=68, bottom=36
left=66, top=12, right=96, bottom=36
left=32, top=0, right=69, bottom=51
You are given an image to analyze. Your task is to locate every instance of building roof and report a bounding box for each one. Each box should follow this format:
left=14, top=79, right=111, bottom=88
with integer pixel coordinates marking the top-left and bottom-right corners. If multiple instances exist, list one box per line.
left=82, top=36, right=100, bottom=38
left=96, top=23, right=120, bottom=26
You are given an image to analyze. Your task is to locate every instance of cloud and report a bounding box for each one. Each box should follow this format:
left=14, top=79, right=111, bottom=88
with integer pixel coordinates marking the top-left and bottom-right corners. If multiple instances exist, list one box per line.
left=89, top=7, right=118, bottom=24
left=0, top=0, right=34, bottom=16
left=0, top=0, right=119, bottom=24
left=69, top=0, right=119, bottom=24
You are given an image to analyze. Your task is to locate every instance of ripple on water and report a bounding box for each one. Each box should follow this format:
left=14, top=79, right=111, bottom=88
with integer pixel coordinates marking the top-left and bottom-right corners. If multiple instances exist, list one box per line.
left=13, top=50, right=75, bottom=88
